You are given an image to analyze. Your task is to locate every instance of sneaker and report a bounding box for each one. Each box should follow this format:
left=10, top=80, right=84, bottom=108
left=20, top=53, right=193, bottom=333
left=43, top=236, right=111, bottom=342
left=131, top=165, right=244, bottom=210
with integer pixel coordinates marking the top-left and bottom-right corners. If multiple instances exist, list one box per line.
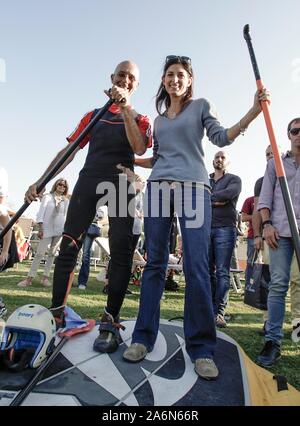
left=17, top=277, right=33, bottom=287
left=123, top=343, right=148, bottom=362
left=194, top=358, right=219, bottom=380
left=215, top=314, right=227, bottom=328
left=78, top=284, right=86, bottom=290
left=256, top=340, right=281, bottom=368
left=93, top=311, right=125, bottom=354
left=41, top=276, right=51, bottom=287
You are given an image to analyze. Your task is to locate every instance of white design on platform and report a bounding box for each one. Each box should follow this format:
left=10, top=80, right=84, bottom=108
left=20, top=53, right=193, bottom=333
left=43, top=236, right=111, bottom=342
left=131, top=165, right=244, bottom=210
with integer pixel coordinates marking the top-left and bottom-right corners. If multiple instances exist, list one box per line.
left=140, top=334, right=198, bottom=406
left=120, top=320, right=168, bottom=361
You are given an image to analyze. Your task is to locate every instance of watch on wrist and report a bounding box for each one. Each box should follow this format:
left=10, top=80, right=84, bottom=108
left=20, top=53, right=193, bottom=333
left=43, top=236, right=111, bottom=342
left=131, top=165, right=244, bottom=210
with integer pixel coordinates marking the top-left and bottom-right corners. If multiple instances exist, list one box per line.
left=262, top=220, right=273, bottom=228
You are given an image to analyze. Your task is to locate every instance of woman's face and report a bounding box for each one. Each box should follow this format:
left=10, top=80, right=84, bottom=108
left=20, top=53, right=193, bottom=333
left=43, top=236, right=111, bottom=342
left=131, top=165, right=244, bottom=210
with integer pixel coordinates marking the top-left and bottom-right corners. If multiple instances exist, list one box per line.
left=56, top=181, right=67, bottom=194
left=162, top=63, right=192, bottom=99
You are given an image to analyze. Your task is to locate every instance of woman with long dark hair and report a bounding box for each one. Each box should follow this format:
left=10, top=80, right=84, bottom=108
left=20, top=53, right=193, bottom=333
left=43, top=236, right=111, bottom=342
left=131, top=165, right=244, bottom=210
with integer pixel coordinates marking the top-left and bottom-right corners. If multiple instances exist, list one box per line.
left=123, top=55, right=268, bottom=380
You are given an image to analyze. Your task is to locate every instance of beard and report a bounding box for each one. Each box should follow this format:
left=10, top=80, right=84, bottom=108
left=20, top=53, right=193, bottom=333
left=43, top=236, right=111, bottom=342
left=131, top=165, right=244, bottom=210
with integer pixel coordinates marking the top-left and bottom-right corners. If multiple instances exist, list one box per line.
left=214, top=163, right=224, bottom=170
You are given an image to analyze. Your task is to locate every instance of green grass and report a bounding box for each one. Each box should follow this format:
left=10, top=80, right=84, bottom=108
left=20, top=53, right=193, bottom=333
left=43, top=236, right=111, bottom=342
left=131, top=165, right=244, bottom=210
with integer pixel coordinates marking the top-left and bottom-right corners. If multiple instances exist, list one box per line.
left=1, top=261, right=299, bottom=392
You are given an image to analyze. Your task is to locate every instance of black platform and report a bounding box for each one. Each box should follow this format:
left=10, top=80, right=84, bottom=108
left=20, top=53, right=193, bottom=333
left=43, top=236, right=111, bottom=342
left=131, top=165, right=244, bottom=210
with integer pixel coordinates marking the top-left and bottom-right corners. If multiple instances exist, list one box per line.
left=0, top=320, right=249, bottom=406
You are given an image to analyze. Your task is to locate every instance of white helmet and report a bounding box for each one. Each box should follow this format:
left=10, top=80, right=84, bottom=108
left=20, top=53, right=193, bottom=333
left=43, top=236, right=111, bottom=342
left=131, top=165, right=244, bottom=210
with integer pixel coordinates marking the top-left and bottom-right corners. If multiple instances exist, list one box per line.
left=0, top=304, right=56, bottom=370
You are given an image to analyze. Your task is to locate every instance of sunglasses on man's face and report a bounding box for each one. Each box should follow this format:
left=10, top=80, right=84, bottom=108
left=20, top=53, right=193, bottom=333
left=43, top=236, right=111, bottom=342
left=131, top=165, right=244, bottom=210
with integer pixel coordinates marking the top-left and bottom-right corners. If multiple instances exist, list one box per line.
left=165, top=55, right=191, bottom=65
left=289, top=127, right=300, bottom=136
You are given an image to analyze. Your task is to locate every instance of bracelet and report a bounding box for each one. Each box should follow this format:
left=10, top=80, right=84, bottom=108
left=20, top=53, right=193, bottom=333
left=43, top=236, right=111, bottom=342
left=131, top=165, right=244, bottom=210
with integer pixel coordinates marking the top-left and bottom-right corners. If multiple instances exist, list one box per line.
left=239, top=120, right=247, bottom=136
left=262, top=219, right=273, bottom=228
left=254, top=235, right=262, bottom=239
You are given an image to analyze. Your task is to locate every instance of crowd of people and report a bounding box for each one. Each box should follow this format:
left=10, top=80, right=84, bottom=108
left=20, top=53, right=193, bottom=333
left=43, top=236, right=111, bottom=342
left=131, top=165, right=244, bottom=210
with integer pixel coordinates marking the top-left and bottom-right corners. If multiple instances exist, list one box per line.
left=1, top=56, right=299, bottom=380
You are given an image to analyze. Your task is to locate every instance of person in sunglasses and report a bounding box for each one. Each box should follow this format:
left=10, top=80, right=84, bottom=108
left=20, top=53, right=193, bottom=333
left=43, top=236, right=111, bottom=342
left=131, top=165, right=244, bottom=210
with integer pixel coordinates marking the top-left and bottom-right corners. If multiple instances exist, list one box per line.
left=24, top=60, right=152, bottom=354
left=256, top=117, right=300, bottom=368
left=17, top=178, right=69, bottom=288
left=123, top=55, right=268, bottom=380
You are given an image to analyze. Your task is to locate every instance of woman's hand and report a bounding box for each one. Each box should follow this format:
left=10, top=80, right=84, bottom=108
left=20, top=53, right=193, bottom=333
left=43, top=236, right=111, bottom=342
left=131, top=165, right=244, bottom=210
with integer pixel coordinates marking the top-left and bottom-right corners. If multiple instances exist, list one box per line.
left=252, top=88, right=270, bottom=115
left=37, top=223, right=44, bottom=240
left=116, top=164, right=136, bottom=183
left=0, top=251, right=9, bottom=267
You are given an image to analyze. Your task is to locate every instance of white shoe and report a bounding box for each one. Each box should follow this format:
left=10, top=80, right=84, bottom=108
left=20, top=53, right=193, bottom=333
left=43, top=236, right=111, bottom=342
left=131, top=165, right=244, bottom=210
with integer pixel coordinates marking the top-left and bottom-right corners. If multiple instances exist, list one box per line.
left=123, top=343, right=148, bottom=362
left=78, top=284, right=86, bottom=290
left=195, top=358, right=219, bottom=380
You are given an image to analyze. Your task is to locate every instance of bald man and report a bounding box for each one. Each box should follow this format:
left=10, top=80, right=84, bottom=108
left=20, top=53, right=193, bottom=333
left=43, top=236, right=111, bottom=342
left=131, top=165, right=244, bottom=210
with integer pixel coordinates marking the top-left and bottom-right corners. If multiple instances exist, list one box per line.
left=209, top=150, right=242, bottom=327
left=24, top=60, right=152, bottom=353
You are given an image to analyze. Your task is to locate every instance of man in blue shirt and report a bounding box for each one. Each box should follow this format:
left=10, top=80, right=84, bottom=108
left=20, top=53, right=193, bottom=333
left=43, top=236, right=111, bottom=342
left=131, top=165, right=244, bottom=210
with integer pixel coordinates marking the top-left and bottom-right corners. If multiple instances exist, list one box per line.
left=256, top=117, right=300, bottom=367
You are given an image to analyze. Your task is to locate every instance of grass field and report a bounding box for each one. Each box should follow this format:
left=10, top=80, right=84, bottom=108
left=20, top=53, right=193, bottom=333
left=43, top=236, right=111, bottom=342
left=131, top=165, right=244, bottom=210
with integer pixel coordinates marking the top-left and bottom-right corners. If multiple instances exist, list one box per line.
left=0, top=261, right=299, bottom=392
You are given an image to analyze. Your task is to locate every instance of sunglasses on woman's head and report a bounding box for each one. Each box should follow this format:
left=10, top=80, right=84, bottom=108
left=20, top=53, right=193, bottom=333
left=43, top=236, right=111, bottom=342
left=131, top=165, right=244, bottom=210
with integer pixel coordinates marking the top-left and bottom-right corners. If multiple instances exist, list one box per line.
left=165, top=55, right=191, bottom=65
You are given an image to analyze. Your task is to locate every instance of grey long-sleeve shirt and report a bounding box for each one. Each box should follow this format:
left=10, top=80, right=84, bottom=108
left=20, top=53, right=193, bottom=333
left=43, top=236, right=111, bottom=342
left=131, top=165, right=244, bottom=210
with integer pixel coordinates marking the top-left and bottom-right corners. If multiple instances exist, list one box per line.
left=258, top=152, right=300, bottom=237
left=149, top=98, right=233, bottom=185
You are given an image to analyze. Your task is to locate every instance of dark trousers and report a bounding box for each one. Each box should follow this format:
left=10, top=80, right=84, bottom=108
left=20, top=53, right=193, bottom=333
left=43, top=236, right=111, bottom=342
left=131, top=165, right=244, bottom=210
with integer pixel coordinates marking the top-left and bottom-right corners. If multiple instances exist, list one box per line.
left=51, top=174, right=134, bottom=318
left=106, top=233, right=140, bottom=284
left=209, top=226, right=237, bottom=316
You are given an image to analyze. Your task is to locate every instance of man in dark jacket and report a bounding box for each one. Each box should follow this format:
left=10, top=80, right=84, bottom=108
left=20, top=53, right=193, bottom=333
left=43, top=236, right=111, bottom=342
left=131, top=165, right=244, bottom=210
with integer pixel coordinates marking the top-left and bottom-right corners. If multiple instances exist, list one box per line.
left=209, top=151, right=242, bottom=327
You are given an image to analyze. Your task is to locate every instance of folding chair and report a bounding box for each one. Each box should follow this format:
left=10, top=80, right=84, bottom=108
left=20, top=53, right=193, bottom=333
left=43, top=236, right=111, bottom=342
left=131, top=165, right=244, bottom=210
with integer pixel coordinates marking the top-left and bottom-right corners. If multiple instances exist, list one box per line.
left=230, top=268, right=245, bottom=293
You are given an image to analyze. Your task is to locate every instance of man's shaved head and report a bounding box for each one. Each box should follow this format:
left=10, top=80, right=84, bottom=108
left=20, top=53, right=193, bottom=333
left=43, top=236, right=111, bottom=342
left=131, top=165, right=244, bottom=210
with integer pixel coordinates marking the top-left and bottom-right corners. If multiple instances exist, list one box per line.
left=113, top=60, right=140, bottom=80
left=111, top=60, right=140, bottom=95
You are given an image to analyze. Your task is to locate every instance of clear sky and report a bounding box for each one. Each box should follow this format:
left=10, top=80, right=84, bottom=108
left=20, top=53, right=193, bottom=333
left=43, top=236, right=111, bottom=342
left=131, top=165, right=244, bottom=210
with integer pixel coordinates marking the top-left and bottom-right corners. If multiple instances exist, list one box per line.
left=1, top=0, right=300, bottom=218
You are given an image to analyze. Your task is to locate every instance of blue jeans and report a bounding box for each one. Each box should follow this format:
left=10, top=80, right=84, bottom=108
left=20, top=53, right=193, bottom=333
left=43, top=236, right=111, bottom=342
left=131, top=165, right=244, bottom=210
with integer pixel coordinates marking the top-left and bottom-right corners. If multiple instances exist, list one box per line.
left=266, top=237, right=294, bottom=344
left=132, top=182, right=216, bottom=362
left=209, top=227, right=237, bottom=316
left=78, top=234, right=95, bottom=287
left=246, top=238, right=255, bottom=264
